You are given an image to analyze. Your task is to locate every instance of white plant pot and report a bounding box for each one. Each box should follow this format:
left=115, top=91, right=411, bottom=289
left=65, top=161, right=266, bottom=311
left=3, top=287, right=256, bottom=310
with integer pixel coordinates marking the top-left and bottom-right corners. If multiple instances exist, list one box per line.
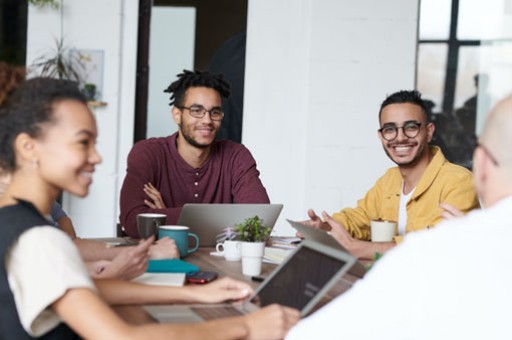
left=241, top=242, right=265, bottom=276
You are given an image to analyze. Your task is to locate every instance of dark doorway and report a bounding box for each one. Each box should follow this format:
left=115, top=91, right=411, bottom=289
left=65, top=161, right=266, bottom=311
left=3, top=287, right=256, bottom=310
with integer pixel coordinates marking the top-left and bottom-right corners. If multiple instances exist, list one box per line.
left=0, top=0, right=28, bottom=65
left=134, top=0, right=248, bottom=143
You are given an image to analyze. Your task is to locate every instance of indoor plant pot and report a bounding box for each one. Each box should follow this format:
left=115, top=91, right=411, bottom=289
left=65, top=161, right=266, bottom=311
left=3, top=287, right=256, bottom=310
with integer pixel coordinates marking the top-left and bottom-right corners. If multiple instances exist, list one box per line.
left=234, top=216, right=272, bottom=276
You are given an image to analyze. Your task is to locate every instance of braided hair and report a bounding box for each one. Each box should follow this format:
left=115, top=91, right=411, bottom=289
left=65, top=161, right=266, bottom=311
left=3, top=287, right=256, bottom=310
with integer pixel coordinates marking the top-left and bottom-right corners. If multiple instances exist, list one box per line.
left=163, top=69, right=231, bottom=107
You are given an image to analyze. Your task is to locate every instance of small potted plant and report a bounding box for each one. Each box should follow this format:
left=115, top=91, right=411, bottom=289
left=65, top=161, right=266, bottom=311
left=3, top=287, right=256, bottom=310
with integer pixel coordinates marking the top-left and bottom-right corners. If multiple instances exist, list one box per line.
left=235, top=215, right=272, bottom=242
left=82, top=83, right=97, bottom=101
left=234, top=215, right=271, bottom=276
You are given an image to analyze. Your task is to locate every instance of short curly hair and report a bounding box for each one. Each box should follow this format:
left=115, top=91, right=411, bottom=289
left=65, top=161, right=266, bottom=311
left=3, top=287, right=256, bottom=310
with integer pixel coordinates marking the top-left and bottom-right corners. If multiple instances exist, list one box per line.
left=379, top=90, right=430, bottom=122
left=163, top=69, right=231, bottom=107
left=0, top=62, right=26, bottom=107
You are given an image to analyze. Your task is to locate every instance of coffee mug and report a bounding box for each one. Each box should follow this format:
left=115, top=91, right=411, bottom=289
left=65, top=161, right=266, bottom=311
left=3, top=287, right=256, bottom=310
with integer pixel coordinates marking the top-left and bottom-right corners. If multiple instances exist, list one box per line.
left=137, top=213, right=167, bottom=239
left=159, top=225, right=199, bottom=258
left=370, top=220, right=397, bottom=242
left=216, top=240, right=242, bottom=261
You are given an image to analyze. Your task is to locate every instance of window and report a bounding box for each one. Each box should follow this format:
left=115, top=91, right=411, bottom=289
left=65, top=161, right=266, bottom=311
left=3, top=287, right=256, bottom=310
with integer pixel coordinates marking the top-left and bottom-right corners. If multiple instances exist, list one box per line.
left=416, top=0, right=512, bottom=169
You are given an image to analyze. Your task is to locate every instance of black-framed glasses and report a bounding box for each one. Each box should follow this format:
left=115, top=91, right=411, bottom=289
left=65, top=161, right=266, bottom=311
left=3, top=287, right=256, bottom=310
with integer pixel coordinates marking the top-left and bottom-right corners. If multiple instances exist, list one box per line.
left=378, top=122, right=423, bottom=141
left=176, top=105, right=224, bottom=121
left=477, top=142, right=499, bottom=166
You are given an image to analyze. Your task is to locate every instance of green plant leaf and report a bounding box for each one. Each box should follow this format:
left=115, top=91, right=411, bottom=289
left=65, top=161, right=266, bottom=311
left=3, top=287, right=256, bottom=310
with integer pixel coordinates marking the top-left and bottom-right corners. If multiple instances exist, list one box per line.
left=234, top=215, right=271, bottom=242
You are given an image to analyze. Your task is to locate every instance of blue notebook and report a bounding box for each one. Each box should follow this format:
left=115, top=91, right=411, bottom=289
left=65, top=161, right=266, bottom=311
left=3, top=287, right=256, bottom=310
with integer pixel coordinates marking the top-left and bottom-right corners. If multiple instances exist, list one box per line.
left=147, top=259, right=199, bottom=274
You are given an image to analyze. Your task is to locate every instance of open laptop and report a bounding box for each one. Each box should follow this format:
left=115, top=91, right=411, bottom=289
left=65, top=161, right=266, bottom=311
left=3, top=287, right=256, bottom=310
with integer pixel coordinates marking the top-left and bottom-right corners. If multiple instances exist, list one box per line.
left=144, top=237, right=356, bottom=323
left=287, top=219, right=368, bottom=278
left=177, top=203, right=283, bottom=246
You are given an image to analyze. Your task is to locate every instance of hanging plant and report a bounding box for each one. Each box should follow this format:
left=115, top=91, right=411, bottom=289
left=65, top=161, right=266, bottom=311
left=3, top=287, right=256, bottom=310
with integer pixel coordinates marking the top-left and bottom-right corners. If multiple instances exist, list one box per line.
left=28, top=0, right=60, bottom=9
left=30, top=38, right=85, bottom=83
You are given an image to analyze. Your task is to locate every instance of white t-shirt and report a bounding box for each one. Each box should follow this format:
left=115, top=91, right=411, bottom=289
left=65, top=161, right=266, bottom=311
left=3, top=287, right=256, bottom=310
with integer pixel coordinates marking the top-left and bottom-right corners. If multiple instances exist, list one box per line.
left=6, top=226, right=95, bottom=337
left=398, top=184, right=415, bottom=235
left=286, top=196, right=512, bottom=340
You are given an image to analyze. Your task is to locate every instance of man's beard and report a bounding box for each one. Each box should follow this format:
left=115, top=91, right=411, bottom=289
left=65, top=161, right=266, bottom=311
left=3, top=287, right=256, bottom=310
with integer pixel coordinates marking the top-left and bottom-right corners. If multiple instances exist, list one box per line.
left=179, top=123, right=213, bottom=149
left=383, top=142, right=427, bottom=168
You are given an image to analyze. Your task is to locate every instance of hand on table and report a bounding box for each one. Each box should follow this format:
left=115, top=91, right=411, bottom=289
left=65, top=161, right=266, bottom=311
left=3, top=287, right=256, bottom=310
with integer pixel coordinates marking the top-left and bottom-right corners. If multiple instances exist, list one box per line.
left=149, top=236, right=179, bottom=259
left=440, top=202, right=466, bottom=220
left=187, top=277, right=253, bottom=304
left=143, top=182, right=166, bottom=209
left=92, top=237, right=153, bottom=280
left=244, top=304, right=300, bottom=340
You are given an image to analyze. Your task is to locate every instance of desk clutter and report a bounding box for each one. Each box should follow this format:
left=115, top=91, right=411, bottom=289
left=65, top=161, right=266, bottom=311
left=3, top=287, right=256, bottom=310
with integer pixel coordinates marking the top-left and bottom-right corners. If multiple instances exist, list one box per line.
left=263, top=247, right=294, bottom=265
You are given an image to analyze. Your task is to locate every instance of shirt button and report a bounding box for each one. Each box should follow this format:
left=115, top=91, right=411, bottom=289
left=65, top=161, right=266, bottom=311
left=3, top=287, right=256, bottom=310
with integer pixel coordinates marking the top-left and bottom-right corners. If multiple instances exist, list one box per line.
left=195, top=172, right=199, bottom=176
left=194, top=193, right=198, bottom=198
left=194, top=182, right=198, bottom=186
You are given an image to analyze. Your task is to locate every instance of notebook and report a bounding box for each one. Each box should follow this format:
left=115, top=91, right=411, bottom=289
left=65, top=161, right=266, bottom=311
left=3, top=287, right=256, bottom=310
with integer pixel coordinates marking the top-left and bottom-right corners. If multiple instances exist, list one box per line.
left=143, top=237, right=355, bottom=323
left=177, top=203, right=284, bottom=246
left=132, top=273, right=186, bottom=287
left=146, top=259, right=199, bottom=274
left=286, top=219, right=368, bottom=278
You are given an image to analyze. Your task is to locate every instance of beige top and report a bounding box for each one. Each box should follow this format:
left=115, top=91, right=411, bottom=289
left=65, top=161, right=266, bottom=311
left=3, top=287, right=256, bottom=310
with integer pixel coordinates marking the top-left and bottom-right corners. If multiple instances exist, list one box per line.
left=6, top=226, right=95, bottom=336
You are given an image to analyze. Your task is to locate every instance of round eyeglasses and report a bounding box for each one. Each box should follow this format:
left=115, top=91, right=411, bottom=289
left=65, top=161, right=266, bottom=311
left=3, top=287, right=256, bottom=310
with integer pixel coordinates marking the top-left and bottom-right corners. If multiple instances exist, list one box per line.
left=378, top=122, right=423, bottom=141
left=177, top=105, right=224, bottom=121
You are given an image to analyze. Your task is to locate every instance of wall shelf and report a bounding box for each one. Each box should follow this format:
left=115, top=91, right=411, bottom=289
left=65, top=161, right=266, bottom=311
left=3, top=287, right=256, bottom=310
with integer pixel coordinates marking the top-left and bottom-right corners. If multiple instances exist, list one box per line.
left=87, top=100, right=108, bottom=108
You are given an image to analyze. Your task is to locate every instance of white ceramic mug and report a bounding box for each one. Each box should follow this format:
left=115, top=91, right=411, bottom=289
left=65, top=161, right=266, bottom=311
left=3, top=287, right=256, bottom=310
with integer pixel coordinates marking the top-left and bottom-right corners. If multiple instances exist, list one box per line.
left=240, top=242, right=265, bottom=276
left=370, top=220, right=397, bottom=242
left=216, top=240, right=242, bottom=261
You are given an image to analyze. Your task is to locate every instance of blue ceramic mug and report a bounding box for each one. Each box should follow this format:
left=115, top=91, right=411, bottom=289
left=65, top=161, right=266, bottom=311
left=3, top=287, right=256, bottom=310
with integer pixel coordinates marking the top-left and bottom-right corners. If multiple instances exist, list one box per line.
left=158, top=225, right=199, bottom=258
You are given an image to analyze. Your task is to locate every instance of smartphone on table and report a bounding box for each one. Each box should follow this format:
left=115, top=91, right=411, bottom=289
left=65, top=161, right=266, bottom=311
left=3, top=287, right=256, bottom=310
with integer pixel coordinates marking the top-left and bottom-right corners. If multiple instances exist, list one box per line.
left=186, top=271, right=218, bottom=284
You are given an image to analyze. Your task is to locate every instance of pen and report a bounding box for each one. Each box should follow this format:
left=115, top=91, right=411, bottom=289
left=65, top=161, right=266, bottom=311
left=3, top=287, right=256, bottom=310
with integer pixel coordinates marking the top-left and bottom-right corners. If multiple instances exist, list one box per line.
left=291, top=240, right=302, bottom=245
left=251, top=276, right=265, bottom=282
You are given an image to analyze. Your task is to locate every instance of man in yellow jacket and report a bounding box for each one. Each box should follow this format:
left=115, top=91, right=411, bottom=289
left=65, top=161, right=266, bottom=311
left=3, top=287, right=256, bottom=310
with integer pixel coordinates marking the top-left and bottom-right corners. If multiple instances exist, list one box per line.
left=307, top=90, right=479, bottom=259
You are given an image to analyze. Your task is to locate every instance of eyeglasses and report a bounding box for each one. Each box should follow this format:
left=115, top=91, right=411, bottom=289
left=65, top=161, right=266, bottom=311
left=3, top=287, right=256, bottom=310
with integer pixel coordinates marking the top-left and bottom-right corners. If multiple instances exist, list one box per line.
left=477, top=142, right=499, bottom=166
left=177, top=105, right=224, bottom=121
left=378, top=122, right=423, bottom=141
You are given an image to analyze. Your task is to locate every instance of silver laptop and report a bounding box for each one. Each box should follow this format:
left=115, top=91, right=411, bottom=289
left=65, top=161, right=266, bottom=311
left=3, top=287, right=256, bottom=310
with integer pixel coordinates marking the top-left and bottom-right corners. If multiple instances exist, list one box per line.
left=177, top=203, right=283, bottom=246
left=287, top=219, right=368, bottom=278
left=144, top=238, right=356, bottom=323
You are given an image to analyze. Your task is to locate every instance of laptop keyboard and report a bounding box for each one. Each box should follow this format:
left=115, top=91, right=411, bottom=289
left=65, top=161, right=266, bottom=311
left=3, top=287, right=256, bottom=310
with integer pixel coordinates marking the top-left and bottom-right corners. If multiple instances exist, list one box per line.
left=191, top=306, right=244, bottom=320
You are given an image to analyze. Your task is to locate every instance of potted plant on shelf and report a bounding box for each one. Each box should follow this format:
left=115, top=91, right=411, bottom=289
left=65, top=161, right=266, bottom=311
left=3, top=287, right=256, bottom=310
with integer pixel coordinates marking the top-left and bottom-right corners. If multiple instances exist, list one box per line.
left=82, top=83, right=97, bottom=101
left=234, top=215, right=271, bottom=276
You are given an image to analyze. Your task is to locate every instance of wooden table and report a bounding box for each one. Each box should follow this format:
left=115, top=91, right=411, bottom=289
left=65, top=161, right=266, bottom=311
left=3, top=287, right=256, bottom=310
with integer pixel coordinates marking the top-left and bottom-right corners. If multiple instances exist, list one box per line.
left=187, top=247, right=360, bottom=300
left=96, top=239, right=363, bottom=322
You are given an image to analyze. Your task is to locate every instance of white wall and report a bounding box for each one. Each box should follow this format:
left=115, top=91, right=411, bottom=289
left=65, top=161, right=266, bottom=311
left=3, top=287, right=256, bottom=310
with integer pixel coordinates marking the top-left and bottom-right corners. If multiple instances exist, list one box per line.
left=147, top=6, right=195, bottom=139
left=26, top=0, right=139, bottom=237
left=26, top=0, right=419, bottom=237
left=243, top=0, right=419, bottom=235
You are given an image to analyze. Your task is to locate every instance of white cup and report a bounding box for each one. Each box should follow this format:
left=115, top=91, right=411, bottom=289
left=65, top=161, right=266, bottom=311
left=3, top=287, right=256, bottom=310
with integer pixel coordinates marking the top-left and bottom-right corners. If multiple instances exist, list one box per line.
left=240, top=242, right=265, bottom=276
left=370, top=220, right=397, bottom=242
left=216, top=240, right=242, bottom=261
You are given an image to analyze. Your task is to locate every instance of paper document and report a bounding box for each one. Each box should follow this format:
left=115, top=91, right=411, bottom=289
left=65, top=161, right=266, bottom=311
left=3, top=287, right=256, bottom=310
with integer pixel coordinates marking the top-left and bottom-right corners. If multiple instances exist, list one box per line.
left=271, top=237, right=301, bottom=250
left=263, top=247, right=294, bottom=265
left=132, top=273, right=186, bottom=287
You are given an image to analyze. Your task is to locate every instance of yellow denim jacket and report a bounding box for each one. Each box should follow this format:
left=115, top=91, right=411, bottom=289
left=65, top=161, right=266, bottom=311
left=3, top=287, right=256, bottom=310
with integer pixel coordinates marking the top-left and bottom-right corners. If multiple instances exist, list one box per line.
left=332, top=146, right=480, bottom=243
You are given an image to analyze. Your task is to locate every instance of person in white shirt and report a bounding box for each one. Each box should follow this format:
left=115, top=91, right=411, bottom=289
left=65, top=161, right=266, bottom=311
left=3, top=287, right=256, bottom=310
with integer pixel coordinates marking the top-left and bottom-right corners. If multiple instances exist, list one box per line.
left=286, top=94, right=512, bottom=340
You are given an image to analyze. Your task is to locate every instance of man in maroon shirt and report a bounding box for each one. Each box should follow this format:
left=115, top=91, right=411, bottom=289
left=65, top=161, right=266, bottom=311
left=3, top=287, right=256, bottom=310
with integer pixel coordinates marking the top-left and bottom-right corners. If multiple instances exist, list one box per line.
left=119, top=70, right=270, bottom=237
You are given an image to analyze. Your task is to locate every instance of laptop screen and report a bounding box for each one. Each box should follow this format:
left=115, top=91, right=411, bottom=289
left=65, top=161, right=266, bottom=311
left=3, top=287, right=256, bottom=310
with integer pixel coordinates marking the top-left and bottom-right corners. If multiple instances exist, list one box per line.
left=250, top=246, right=347, bottom=310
